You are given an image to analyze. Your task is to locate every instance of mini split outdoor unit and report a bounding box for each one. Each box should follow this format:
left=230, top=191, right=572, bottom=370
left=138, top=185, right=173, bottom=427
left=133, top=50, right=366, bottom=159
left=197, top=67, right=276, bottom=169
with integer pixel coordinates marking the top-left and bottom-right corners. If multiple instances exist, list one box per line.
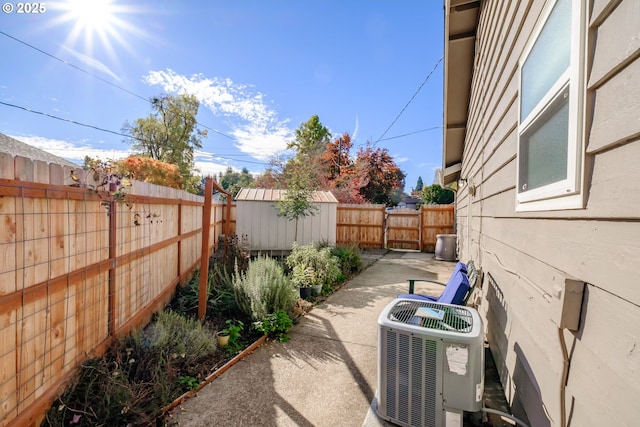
left=377, top=298, right=484, bottom=427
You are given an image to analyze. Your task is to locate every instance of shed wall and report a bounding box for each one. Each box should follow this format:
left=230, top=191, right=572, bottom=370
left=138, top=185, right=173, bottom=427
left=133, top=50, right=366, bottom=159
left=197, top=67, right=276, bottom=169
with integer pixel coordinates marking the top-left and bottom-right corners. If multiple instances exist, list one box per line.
left=236, top=200, right=337, bottom=251
left=456, top=0, right=640, bottom=426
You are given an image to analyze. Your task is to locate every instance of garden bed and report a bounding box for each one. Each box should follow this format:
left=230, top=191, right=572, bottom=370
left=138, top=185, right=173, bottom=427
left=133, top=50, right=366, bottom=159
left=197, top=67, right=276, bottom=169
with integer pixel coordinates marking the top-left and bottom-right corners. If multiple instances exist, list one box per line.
left=41, top=239, right=363, bottom=426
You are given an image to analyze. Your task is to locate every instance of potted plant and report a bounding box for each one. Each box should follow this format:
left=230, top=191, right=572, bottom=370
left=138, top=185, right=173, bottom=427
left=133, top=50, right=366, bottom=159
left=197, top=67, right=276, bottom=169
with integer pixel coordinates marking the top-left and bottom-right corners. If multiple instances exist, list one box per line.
left=290, top=264, right=314, bottom=299
left=216, top=330, right=230, bottom=347
left=310, top=282, right=322, bottom=297
left=286, top=243, right=340, bottom=300
left=218, top=319, right=244, bottom=354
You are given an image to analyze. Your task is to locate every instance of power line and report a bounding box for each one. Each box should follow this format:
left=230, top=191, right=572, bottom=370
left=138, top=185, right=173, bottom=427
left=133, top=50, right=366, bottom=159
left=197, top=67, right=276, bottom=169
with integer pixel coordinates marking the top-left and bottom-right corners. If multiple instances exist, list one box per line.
left=0, top=30, right=236, bottom=141
left=0, top=30, right=148, bottom=103
left=373, top=56, right=443, bottom=146
left=353, top=126, right=442, bottom=149
left=376, top=126, right=442, bottom=142
left=0, top=100, right=132, bottom=139
left=0, top=100, right=268, bottom=167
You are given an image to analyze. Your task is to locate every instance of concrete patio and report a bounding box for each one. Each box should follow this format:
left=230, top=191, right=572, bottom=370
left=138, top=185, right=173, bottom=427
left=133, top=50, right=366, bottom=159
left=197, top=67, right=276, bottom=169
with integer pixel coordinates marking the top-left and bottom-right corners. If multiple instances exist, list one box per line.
left=167, top=250, right=514, bottom=427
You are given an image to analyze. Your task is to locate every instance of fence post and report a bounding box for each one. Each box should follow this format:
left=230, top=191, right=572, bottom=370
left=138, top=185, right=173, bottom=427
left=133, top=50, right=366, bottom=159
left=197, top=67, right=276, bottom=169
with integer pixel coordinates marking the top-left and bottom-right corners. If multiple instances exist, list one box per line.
left=177, top=201, right=182, bottom=281
left=108, top=182, right=117, bottom=336
left=198, top=178, right=213, bottom=319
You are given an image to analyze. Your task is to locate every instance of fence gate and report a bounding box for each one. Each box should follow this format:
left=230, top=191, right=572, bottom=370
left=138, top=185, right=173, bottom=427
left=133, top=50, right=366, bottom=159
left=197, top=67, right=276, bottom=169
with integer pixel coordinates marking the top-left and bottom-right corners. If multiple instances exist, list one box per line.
left=386, top=208, right=421, bottom=250
left=336, top=204, right=454, bottom=251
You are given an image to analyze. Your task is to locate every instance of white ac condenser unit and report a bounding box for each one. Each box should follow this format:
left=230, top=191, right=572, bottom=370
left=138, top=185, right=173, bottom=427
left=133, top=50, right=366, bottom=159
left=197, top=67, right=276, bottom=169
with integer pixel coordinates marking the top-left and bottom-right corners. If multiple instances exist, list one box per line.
left=377, top=298, right=484, bottom=427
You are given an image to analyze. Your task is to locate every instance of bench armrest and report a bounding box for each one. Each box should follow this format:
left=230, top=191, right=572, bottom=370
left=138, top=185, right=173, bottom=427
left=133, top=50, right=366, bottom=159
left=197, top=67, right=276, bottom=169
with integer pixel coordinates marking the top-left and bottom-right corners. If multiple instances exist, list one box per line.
left=406, top=278, right=447, bottom=294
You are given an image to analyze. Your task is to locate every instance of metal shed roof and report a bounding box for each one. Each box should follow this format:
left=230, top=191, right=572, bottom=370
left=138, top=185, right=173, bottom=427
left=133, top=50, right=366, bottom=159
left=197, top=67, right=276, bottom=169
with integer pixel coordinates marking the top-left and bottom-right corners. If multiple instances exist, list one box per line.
left=235, top=188, right=338, bottom=203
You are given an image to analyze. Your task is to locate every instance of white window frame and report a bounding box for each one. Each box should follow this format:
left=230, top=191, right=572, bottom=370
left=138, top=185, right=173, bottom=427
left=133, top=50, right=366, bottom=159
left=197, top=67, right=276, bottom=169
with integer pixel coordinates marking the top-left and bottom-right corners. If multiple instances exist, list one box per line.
left=516, top=0, right=587, bottom=212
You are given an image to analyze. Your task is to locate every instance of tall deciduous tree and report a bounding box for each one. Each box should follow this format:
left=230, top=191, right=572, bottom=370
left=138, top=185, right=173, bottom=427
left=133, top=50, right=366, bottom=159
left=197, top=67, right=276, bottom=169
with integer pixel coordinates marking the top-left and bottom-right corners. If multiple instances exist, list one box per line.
left=355, top=145, right=406, bottom=206
left=319, top=132, right=353, bottom=181
left=123, top=94, right=207, bottom=193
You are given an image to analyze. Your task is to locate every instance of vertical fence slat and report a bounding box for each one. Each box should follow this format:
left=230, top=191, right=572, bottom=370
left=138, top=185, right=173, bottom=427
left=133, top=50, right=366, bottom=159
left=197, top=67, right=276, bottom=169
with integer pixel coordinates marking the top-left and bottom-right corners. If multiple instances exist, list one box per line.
left=0, top=160, right=235, bottom=426
left=420, top=205, right=455, bottom=252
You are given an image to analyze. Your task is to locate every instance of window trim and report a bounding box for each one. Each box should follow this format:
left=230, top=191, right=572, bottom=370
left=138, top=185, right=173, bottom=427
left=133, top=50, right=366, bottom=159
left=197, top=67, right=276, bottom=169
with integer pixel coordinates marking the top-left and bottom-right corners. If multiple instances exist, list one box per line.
left=516, top=0, right=587, bottom=212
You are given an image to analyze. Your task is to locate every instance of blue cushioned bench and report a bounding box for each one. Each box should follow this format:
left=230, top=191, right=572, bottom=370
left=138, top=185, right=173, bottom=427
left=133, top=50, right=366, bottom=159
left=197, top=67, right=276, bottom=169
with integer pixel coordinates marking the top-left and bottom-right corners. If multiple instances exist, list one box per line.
left=398, top=261, right=480, bottom=306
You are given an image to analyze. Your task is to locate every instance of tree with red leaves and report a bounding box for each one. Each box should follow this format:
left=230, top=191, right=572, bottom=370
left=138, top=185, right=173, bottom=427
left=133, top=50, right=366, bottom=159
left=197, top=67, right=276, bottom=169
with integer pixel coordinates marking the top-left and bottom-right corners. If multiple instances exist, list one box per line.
left=253, top=116, right=406, bottom=205
left=355, top=145, right=405, bottom=206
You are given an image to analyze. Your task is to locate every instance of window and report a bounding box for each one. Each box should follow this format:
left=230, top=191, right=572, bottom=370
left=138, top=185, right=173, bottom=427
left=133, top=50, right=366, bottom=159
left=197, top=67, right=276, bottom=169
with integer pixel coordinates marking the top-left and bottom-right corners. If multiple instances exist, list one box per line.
left=517, top=0, right=586, bottom=211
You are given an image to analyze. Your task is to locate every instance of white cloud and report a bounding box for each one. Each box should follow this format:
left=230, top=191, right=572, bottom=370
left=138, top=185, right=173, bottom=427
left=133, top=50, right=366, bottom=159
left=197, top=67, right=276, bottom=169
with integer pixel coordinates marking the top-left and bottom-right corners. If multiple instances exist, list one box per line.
left=12, top=135, right=130, bottom=162
left=143, top=69, right=293, bottom=159
left=61, top=46, right=121, bottom=82
left=194, top=159, right=233, bottom=178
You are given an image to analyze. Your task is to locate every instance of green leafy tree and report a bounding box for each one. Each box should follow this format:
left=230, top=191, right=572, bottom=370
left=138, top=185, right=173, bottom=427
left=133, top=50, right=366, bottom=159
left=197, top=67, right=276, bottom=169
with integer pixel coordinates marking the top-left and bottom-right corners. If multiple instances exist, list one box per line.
left=218, top=166, right=254, bottom=197
left=415, top=176, right=424, bottom=192
left=287, top=114, right=331, bottom=158
left=276, top=185, right=318, bottom=243
left=123, top=93, right=207, bottom=193
left=421, top=184, right=455, bottom=204
left=273, top=116, right=333, bottom=241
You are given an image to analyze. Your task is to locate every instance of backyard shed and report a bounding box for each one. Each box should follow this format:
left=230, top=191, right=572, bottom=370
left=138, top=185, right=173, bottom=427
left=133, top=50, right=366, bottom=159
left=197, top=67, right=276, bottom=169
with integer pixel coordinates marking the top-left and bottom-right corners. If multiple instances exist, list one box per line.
left=235, top=187, right=338, bottom=252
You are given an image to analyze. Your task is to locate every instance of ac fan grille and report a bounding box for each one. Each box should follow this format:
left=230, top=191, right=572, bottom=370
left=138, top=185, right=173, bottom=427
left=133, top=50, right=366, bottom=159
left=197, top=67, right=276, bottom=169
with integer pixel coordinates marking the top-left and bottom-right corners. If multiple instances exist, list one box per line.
left=389, top=300, right=473, bottom=333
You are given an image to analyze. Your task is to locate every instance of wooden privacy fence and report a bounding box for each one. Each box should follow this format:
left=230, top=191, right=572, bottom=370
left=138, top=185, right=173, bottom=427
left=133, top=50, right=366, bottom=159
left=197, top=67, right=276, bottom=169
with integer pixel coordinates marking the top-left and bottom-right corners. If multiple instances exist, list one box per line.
left=336, top=204, right=454, bottom=251
left=420, top=204, right=455, bottom=251
left=336, top=204, right=386, bottom=248
left=0, top=154, right=235, bottom=427
left=386, top=208, right=421, bottom=250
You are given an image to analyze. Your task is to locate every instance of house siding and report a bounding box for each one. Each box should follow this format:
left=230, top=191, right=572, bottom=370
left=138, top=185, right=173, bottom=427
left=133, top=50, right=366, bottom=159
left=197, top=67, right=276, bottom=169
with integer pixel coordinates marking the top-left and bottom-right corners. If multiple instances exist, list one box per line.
left=456, top=1, right=640, bottom=426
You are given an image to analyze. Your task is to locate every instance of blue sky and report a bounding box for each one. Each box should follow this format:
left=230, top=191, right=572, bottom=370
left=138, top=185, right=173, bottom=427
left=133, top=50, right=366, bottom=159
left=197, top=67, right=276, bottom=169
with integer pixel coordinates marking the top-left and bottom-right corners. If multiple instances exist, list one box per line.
left=0, top=0, right=444, bottom=192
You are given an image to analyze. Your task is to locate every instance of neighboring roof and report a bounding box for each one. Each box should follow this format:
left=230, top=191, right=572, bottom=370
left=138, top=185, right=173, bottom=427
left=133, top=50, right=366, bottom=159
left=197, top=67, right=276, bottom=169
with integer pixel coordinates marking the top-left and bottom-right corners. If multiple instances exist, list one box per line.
left=0, top=133, right=78, bottom=168
left=442, top=0, right=481, bottom=185
left=235, top=188, right=338, bottom=203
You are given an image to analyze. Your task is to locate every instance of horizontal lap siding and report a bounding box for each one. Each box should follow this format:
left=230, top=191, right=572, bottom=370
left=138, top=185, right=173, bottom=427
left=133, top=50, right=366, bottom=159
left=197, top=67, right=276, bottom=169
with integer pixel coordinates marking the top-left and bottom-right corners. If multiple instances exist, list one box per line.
left=461, top=0, right=640, bottom=425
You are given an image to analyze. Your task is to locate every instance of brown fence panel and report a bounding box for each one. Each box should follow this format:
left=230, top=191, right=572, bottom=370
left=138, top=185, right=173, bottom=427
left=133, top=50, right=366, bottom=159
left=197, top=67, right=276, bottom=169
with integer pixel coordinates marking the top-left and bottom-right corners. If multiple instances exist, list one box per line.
left=386, top=208, right=421, bottom=250
left=336, top=204, right=385, bottom=248
left=0, top=153, right=235, bottom=427
left=420, top=204, right=455, bottom=252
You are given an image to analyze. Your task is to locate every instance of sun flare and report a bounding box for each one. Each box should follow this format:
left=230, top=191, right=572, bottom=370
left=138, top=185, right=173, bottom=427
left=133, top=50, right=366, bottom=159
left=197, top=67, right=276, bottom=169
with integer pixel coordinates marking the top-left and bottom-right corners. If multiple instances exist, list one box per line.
left=49, top=0, right=146, bottom=60
left=67, top=0, right=116, bottom=32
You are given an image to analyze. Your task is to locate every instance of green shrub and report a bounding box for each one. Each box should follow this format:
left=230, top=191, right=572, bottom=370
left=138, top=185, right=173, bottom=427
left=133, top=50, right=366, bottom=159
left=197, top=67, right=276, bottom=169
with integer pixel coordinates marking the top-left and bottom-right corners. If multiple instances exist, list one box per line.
left=331, top=244, right=363, bottom=276
left=254, top=309, right=294, bottom=342
left=421, top=184, right=454, bottom=204
left=233, top=255, right=298, bottom=321
left=207, top=264, right=238, bottom=316
left=131, top=310, right=216, bottom=363
left=286, top=242, right=341, bottom=288
left=172, top=264, right=239, bottom=318
left=43, top=311, right=217, bottom=426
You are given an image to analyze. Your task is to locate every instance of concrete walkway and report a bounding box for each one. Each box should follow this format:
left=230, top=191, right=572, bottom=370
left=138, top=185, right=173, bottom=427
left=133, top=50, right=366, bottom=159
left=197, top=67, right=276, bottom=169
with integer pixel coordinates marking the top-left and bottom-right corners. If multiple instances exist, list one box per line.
left=166, top=250, right=501, bottom=427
